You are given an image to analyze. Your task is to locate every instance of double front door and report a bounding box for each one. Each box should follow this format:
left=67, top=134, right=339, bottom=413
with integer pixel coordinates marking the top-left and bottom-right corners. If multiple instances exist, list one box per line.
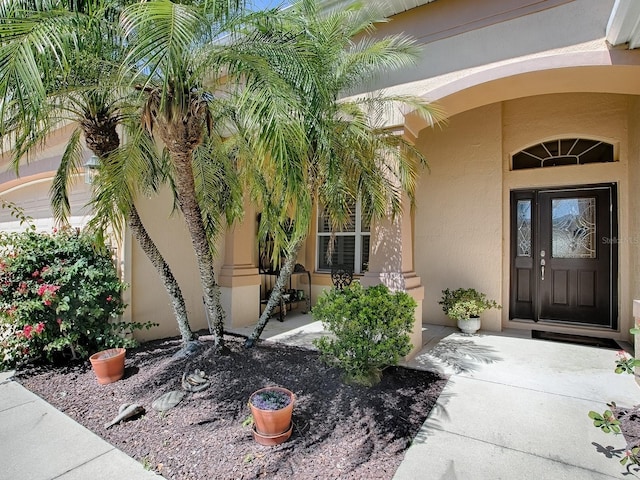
left=510, top=184, right=617, bottom=328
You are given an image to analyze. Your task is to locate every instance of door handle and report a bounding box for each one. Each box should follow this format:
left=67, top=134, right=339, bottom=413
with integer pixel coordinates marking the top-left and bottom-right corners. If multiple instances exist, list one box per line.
left=540, top=258, right=545, bottom=281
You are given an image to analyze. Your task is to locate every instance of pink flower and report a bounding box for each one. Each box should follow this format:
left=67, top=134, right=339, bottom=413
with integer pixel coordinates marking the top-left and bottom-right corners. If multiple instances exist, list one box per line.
left=56, top=318, right=62, bottom=325
left=52, top=227, right=57, bottom=233
left=35, top=322, right=44, bottom=334
left=23, top=324, right=33, bottom=340
left=37, top=284, right=60, bottom=300
left=31, top=270, right=39, bottom=278
left=106, top=296, right=113, bottom=302
left=17, top=282, right=28, bottom=295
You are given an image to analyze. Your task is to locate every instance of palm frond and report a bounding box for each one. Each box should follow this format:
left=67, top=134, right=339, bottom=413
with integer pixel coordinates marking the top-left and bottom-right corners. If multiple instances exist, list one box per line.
left=50, top=127, right=83, bottom=224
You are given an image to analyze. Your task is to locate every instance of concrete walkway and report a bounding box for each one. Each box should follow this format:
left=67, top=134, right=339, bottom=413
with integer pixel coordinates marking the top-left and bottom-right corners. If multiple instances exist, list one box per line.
left=0, top=370, right=160, bottom=480
left=394, top=325, right=640, bottom=480
left=1, top=316, right=639, bottom=479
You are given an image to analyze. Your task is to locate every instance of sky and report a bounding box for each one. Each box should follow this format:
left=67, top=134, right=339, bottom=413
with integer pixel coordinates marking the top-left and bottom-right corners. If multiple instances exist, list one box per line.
left=248, top=0, right=292, bottom=10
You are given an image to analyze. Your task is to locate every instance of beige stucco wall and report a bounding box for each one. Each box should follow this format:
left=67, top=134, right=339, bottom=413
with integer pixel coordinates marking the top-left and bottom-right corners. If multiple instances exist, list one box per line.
left=629, top=98, right=640, bottom=336
left=413, top=92, right=636, bottom=340
left=128, top=186, right=225, bottom=341
left=414, top=103, right=504, bottom=331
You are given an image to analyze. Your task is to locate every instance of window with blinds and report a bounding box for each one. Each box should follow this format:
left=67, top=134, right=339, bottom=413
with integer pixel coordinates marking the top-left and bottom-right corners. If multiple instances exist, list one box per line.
left=317, top=200, right=370, bottom=274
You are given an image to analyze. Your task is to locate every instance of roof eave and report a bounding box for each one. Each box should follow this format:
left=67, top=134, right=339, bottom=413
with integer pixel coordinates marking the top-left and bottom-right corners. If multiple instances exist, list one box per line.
left=320, top=0, right=436, bottom=18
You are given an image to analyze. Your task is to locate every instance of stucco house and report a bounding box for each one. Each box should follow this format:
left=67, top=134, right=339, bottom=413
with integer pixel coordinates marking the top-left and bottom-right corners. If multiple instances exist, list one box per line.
left=2, top=0, right=639, bottom=356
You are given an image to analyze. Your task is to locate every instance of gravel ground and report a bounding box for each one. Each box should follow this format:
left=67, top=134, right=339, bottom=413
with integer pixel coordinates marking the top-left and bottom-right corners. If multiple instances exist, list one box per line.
left=17, top=334, right=448, bottom=480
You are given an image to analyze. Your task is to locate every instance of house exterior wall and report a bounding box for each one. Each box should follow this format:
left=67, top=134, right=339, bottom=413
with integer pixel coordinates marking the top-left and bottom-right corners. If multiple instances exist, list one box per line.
left=412, top=91, right=637, bottom=341
left=414, top=103, right=504, bottom=331
left=3, top=0, right=640, bottom=349
left=628, top=98, right=640, bottom=335
left=309, top=0, right=640, bottom=346
left=128, top=186, right=225, bottom=340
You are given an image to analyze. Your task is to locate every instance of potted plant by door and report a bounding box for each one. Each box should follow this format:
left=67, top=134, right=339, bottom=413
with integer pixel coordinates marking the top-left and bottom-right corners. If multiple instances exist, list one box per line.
left=439, top=288, right=501, bottom=334
left=248, top=386, right=295, bottom=446
left=89, top=348, right=126, bottom=385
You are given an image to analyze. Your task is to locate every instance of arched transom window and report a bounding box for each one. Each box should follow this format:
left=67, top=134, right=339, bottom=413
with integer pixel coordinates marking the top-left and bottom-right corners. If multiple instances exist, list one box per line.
left=512, top=138, right=614, bottom=170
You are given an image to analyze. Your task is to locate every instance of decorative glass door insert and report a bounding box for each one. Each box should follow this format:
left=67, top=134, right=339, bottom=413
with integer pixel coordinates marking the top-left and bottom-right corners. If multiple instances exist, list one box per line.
left=551, top=198, right=596, bottom=259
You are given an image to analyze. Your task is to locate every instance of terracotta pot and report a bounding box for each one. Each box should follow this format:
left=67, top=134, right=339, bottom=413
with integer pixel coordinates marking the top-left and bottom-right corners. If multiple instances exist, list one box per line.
left=252, top=423, right=293, bottom=446
left=89, top=348, right=126, bottom=385
left=249, top=386, right=294, bottom=444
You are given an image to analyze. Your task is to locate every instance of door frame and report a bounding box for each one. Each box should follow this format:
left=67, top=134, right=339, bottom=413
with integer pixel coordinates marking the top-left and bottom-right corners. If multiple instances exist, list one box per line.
left=509, top=183, right=618, bottom=329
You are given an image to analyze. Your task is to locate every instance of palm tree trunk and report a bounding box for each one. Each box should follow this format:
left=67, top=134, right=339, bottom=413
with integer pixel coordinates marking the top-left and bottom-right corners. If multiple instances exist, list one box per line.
left=245, top=238, right=303, bottom=348
left=171, top=149, right=226, bottom=349
left=82, top=128, right=197, bottom=348
left=126, top=205, right=195, bottom=345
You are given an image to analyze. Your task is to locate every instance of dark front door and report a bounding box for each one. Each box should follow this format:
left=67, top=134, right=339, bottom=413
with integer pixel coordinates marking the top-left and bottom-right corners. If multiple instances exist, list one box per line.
left=510, top=184, right=617, bottom=328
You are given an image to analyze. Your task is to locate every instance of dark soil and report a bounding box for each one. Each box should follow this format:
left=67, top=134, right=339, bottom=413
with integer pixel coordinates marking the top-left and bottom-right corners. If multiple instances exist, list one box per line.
left=616, top=405, right=640, bottom=451
left=16, top=334, right=447, bottom=480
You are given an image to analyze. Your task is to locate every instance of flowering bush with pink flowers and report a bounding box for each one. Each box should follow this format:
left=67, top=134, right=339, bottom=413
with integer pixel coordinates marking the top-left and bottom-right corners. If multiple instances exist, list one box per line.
left=0, top=227, right=155, bottom=369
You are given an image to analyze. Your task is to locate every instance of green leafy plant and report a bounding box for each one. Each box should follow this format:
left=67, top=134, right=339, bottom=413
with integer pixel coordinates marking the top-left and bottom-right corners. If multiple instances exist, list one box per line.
left=439, top=288, right=501, bottom=321
left=0, top=227, right=155, bottom=369
left=615, top=350, right=640, bottom=374
left=241, top=415, right=254, bottom=428
left=311, top=282, right=416, bottom=387
left=250, top=389, right=292, bottom=410
left=588, top=346, right=640, bottom=468
left=588, top=405, right=621, bottom=434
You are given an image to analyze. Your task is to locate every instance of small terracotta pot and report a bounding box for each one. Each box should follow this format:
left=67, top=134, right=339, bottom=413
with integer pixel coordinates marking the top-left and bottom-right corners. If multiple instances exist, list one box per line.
left=89, top=348, right=126, bottom=385
left=249, top=386, right=294, bottom=444
left=252, top=423, right=293, bottom=446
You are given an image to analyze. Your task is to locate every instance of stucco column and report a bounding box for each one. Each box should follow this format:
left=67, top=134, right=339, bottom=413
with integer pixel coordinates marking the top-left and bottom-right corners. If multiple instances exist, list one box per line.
left=361, top=196, right=425, bottom=359
left=219, top=205, right=261, bottom=328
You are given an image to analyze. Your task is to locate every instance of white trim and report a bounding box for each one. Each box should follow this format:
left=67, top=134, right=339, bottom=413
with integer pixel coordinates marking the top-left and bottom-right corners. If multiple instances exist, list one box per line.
left=316, top=199, right=371, bottom=274
left=606, top=0, right=640, bottom=49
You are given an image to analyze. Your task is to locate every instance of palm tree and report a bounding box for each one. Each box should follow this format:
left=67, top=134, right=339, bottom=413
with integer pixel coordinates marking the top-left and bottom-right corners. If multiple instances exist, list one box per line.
left=0, top=0, right=197, bottom=345
left=244, top=0, right=445, bottom=346
left=118, top=0, right=309, bottom=349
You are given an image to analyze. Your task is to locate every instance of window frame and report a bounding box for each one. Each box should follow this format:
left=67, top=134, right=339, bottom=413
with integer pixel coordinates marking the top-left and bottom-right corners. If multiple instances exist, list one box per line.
left=316, top=199, right=370, bottom=274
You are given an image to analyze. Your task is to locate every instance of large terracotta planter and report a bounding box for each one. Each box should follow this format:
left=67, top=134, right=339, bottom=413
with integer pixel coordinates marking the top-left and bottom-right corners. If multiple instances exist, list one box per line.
left=249, top=386, right=295, bottom=446
left=89, top=348, right=126, bottom=385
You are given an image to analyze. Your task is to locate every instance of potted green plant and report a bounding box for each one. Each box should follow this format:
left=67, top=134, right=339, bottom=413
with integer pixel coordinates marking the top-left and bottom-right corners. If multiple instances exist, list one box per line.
left=439, top=288, right=501, bottom=334
left=248, top=386, right=295, bottom=446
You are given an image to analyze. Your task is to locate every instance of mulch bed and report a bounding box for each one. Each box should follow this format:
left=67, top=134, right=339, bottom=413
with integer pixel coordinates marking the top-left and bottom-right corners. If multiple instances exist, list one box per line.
left=16, top=335, right=448, bottom=480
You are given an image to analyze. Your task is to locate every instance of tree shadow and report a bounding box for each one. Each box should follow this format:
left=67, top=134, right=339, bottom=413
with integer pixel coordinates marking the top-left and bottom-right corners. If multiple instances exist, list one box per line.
left=412, top=337, right=503, bottom=374
left=89, top=336, right=449, bottom=478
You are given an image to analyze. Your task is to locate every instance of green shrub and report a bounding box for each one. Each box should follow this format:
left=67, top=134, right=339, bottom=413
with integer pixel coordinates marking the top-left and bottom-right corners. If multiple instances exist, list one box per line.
left=0, top=227, right=155, bottom=369
left=311, top=282, right=416, bottom=386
